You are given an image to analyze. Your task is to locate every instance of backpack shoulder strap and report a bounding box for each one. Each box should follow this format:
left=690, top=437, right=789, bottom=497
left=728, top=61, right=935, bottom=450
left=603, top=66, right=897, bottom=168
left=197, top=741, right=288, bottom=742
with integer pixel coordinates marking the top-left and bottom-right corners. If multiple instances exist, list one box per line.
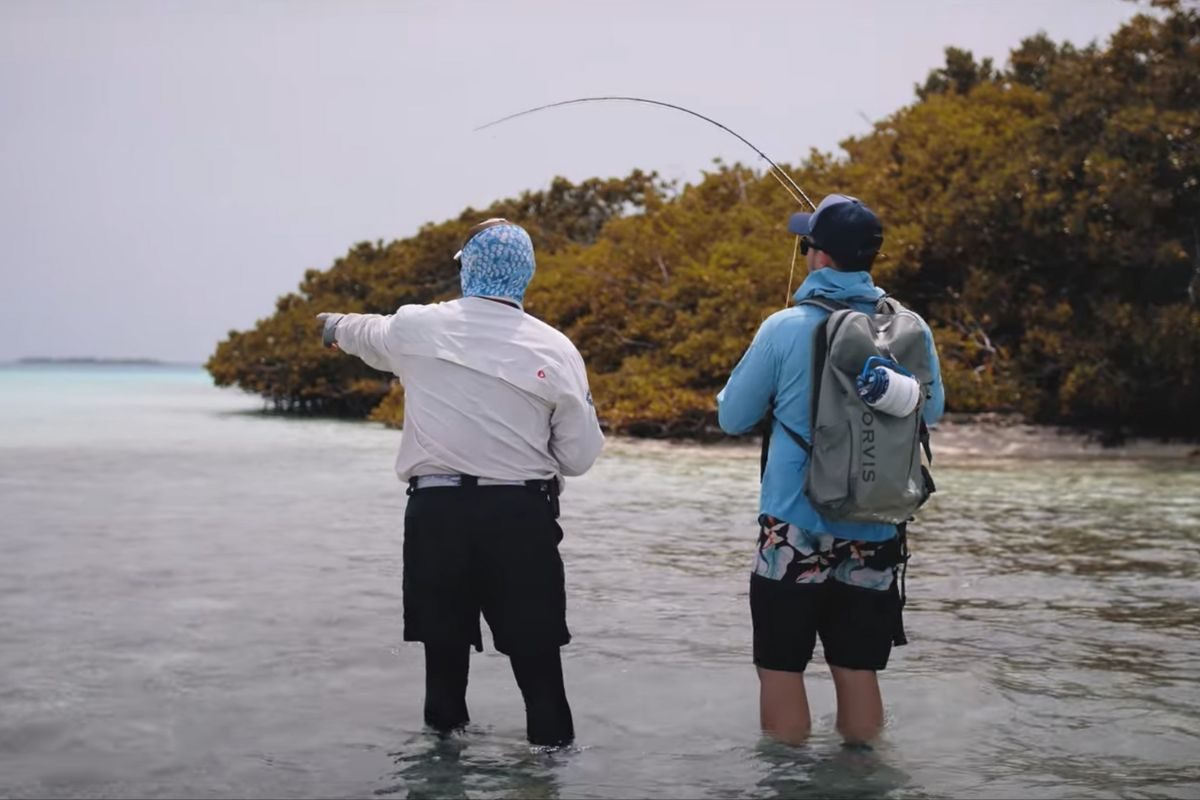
left=797, top=296, right=850, bottom=314
left=760, top=297, right=843, bottom=481
left=759, top=408, right=812, bottom=481
left=873, top=293, right=902, bottom=314
left=777, top=416, right=812, bottom=454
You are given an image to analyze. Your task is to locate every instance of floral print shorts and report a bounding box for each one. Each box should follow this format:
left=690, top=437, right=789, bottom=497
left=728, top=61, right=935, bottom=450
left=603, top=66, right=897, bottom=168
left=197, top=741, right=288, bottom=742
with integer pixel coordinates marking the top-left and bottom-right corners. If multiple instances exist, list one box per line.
left=752, top=514, right=899, bottom=590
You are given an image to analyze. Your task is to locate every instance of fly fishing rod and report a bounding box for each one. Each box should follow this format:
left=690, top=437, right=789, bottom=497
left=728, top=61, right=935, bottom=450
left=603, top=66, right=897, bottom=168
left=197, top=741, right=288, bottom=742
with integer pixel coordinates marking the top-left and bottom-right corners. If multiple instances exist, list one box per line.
left=475, top=95, right=819, bottom=305
left=475, top=96, right=817, bottom=212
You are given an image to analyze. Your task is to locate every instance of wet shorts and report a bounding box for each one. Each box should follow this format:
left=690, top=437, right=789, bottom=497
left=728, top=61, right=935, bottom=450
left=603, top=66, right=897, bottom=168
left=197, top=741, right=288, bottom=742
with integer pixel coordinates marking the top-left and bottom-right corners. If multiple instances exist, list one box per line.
left=749, top=515, right=906, bottom=673
left=402, top=484, right=570, bottom=655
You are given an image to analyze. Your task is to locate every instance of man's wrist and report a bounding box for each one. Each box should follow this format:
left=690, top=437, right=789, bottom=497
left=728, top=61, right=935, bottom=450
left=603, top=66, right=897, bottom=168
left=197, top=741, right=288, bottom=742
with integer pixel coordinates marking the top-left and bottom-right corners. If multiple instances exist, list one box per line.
left=318, top=313, right=345, bottom=348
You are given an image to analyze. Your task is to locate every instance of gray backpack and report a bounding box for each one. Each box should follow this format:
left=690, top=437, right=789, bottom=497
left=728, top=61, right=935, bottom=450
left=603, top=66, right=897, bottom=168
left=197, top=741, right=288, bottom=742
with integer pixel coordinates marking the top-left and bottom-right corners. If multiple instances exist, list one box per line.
left=767, top=296, right=937, bottom=525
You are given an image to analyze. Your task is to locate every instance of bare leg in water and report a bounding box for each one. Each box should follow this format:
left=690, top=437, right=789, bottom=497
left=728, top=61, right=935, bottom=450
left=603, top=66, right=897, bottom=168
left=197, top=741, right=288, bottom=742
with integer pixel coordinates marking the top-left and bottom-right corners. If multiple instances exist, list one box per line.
left=829, top=665, right=884, bottom=745
left=757, top=667, right=812, bottom=745
left=758, top=665, right=883, bottom=746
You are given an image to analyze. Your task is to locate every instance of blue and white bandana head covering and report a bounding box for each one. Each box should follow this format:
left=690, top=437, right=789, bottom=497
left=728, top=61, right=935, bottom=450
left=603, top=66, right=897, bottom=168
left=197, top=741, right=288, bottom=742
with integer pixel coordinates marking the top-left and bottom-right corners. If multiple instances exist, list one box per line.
left=456, top=219, right=535, bottom=306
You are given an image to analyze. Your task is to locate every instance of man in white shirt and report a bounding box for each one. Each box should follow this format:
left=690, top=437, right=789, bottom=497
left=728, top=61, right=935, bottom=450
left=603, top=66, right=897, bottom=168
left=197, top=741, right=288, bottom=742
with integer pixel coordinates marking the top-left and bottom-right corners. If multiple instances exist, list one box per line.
left=317, top=219, right=604, bottom=747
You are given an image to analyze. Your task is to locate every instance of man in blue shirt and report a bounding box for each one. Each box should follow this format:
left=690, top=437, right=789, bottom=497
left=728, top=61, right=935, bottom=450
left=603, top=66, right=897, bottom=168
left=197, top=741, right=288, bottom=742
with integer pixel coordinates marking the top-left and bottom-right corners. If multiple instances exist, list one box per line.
left=717, top=194, right=945, bottom=746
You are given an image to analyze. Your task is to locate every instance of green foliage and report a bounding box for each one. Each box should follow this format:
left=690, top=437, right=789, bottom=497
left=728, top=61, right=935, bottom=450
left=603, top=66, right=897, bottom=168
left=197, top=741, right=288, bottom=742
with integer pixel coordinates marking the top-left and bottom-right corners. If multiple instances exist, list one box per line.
left=208, top=5, right=1200, bottom=440
left=916, top=46, right=997, bottom=100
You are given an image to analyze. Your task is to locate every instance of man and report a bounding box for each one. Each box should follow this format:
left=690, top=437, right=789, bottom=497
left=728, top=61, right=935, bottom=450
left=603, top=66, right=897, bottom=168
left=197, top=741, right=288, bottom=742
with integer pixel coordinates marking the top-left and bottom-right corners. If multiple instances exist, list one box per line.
left=317, top=218, right=604, bottom=748
left=717, top=195, right=945, bottom=746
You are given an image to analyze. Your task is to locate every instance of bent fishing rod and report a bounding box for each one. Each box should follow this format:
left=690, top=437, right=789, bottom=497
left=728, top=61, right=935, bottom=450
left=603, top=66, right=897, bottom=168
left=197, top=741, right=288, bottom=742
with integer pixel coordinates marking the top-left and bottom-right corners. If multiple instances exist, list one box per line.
left=475, top=96, right=821, bottom=305
left=474, top=96, right=817, bottom=213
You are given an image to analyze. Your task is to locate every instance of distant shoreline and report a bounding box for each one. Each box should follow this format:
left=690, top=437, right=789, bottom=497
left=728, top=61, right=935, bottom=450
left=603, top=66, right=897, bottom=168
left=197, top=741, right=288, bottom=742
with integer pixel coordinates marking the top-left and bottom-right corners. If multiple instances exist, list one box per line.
left=10, top=357, right=202, bottom=368
left=599, top=416, right=1200, bottom=461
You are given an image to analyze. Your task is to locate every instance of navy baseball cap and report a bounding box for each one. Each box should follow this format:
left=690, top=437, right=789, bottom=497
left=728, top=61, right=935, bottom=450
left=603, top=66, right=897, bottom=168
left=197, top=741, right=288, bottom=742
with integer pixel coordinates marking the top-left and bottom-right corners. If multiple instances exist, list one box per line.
left=788, top=194, right=883, bottom=271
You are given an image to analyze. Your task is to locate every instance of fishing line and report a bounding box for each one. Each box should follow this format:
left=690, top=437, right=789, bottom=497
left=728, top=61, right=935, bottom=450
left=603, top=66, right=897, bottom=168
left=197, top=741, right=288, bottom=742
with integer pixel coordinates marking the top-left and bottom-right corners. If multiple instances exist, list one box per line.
left=786, top=235, right=800, bottom=306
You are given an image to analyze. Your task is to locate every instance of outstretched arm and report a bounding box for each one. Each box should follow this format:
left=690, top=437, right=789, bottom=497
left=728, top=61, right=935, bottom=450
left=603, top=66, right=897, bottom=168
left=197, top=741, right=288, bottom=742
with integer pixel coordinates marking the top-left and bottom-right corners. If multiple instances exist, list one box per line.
left=317, top=312, right=400, bottom=374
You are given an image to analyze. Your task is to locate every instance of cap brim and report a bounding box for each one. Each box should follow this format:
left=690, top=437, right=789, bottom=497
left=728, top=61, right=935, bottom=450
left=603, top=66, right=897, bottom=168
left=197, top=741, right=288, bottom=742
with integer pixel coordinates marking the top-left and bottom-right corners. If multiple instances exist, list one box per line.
left=787, top=212, right=813, bottom=236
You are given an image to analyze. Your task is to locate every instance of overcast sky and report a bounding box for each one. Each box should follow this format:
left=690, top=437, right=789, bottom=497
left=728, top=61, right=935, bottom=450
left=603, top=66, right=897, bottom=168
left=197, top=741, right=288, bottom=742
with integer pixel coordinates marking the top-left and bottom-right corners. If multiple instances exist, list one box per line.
left=1, top=0, right=1139, bottom=363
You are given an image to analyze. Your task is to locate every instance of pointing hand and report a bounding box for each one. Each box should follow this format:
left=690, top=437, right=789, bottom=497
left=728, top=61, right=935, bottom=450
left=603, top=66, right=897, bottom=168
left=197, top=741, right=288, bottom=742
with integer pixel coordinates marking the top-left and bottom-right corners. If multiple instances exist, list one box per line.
left=316, top=313, right=344, bottom=349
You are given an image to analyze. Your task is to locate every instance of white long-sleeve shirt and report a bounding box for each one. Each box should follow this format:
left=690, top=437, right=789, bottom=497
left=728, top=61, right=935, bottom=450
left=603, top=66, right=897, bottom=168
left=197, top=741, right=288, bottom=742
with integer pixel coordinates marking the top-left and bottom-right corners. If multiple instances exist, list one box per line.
left=332, top=297, right=604, bottom=482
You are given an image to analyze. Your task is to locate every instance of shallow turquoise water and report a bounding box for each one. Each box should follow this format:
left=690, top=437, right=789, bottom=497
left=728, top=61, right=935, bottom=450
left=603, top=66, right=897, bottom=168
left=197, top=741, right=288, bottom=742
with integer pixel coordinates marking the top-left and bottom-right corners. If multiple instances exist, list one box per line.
left=1, top=365, right=1198, bottom=799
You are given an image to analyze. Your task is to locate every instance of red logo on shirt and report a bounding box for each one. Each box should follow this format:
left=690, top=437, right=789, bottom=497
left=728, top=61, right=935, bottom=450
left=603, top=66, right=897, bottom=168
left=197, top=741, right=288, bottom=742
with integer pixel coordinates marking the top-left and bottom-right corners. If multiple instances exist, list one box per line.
left=537, top=369, right=546, bottom=379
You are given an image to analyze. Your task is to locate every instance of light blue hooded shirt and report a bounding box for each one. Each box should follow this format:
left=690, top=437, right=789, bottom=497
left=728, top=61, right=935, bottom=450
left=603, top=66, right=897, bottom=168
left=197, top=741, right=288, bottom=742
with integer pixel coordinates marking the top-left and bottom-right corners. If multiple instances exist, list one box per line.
left=717, top=268, right=945, bottom=542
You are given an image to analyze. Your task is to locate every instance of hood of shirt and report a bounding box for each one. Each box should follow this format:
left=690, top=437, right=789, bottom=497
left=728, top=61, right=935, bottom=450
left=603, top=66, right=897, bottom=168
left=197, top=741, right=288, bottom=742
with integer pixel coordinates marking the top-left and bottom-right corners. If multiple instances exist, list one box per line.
left=793, top=267, right=885, bottom=306
left=459, top=223, right=536, bottom=306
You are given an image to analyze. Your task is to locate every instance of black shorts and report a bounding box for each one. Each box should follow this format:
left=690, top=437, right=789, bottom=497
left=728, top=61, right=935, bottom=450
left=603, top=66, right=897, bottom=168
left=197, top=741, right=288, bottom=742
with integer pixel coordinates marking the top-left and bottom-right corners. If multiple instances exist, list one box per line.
left=402, top=484, right=570, bottom=655
left=749, top=572, right=904, bottom=673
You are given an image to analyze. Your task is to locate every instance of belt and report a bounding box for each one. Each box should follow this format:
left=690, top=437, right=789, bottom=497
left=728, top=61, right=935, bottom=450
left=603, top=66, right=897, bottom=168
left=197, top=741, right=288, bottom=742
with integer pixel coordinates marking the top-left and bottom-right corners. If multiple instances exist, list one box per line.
left=406, top=473, right=560, bottom=518
left=409, top=474, right=529, bottom=489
